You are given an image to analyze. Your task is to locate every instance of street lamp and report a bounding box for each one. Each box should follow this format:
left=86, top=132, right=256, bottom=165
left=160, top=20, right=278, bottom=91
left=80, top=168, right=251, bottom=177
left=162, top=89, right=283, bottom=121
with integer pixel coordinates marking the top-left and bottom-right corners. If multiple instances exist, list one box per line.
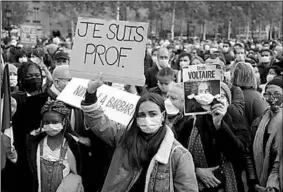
left=5, top=8, right=12, bottom=37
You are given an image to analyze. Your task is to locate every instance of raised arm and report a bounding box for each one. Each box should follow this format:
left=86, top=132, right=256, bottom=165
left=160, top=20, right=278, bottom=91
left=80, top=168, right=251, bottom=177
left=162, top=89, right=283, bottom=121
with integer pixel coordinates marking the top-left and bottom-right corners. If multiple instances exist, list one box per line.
left=81, top=78, right=126, bottom=147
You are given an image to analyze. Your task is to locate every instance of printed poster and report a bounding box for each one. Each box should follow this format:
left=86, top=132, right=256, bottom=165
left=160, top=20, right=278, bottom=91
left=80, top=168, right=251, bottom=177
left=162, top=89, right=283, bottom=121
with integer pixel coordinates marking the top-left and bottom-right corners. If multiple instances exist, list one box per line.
left=183, top=64, right=222, bottom=116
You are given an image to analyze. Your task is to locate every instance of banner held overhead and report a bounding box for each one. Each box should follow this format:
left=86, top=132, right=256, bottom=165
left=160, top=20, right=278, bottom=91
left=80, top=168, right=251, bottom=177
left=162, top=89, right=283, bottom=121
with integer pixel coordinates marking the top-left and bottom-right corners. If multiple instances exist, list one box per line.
left=70, top=17, right=149, bottom=86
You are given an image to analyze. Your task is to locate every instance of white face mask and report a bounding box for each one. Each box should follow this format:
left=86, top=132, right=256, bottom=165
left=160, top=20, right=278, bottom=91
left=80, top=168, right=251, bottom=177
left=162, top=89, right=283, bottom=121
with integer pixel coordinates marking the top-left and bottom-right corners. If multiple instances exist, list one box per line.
left=266, top=74, right=275, bottom=82
left=10, top=76, right=18, bottom=87
left=152, top=56, right=158, bottom=64
left=19, top=57, right=27, bottom=63
left=137, top=115, right=163, bottom=134
left=261, top=56, right=270, bottom=63
left=165, top=98, right=179, bottom=115
left=43, top=123, right=63, bottom=136
left=158, top=59, right=170, bottom=68
left=223, top=47, right=229, bottom=53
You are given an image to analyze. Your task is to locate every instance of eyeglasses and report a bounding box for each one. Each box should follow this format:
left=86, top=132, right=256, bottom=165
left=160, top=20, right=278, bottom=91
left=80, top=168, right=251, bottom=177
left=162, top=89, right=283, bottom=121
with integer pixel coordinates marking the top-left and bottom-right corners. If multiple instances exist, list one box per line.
left=263, top=92, right=282, bottom=99
left=57, top=77, right=72, bottom=82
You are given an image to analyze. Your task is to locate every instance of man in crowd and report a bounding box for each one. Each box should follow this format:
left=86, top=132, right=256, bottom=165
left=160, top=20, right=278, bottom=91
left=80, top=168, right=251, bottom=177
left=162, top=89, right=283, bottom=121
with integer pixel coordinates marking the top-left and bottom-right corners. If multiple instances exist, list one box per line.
left=258, top=49, right=274, bottom=84
left=145, top=47, right=171, bottom=89
left=52, top=50, right=70, bottom=69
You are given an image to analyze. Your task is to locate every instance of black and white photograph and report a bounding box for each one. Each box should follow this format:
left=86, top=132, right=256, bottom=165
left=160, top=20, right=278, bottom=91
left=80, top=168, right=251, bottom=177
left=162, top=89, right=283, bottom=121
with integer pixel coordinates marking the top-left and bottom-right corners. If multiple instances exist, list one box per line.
left=1, top=1, right=282, bottom=192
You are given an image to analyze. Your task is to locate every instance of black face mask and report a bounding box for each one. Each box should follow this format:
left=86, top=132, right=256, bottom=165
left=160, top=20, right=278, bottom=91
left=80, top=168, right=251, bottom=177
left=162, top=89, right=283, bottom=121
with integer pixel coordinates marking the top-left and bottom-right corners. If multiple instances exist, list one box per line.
left=24, top=78, right=42, bottom=93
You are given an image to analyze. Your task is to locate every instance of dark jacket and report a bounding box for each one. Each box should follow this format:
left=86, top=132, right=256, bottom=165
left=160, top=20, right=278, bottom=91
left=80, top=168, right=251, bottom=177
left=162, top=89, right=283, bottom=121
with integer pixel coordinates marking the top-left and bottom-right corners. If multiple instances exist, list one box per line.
left=145, top=65, right=159, bottom=89
left=167, top=114, right=195, bottom=149
left=26, top=132, right=82, bottom=192
left=11, top=91, right=48, bottom=192
left=230, top=85, right=245, bottom=117
left=189, top=109, right=249, bottom=192
left=257, top=65, right=269, bottom=84
left=242, top=89, right=269, bottom=127
left=144, top=52, right=153, bottom=74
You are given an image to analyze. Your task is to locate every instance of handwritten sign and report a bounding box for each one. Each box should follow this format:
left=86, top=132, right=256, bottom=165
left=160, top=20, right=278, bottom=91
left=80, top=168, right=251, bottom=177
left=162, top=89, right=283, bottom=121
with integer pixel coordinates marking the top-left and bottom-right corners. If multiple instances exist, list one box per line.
left=57, top=78, right=140, bottom=126
left=69, top=17, right=149, bottom=86
left=20, top=25, right=42, bottom=45
left=182, top=64, right=222, bottom=116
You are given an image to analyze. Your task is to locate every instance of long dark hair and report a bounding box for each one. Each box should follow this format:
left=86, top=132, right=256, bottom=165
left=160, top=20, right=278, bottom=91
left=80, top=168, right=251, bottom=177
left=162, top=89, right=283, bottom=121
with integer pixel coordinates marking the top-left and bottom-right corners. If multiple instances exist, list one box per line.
left=17, top=61, right=43, bottom=92
left=121, top=93, right=167, bottom=168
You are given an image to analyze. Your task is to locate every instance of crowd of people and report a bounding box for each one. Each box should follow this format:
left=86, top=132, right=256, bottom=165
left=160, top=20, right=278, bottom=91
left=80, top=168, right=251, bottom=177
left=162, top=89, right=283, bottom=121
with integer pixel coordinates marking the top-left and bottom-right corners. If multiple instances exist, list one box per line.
left=1, top=32, right=283, bottom=192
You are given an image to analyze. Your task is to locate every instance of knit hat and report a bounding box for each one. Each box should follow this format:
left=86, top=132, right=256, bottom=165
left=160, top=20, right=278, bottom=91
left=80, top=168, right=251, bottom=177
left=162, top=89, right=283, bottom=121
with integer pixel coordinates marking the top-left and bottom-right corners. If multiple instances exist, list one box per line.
left=41, top=100, right=70, bottom=118
left=220, top=82, right=232, bottom=105
left=266, top=76, right=283, bottom=90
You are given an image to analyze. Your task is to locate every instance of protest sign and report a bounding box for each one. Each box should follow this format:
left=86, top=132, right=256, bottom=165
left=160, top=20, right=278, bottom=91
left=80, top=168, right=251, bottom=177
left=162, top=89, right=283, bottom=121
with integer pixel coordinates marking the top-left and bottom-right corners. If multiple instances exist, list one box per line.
left=182, top=64, right=222, bottom=116
left=69, top=17, right=149, bottom=86
left=57, top=78, right=140, bottom=126
left=20, top=25, right=43, bottom=45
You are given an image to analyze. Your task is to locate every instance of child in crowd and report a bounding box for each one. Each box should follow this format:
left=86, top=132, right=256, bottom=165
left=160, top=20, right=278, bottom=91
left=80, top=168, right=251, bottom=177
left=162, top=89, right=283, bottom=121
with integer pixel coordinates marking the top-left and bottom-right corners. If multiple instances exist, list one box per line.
left=27, top=100, right=83, bottom=192
left=148, top=67, right=176, bottom=99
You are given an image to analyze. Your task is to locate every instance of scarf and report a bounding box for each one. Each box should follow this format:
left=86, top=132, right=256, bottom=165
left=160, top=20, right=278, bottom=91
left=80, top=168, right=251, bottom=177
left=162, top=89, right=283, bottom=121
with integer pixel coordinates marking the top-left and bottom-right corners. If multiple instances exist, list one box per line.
left=188, top=118, right=238, bottom=192
left=166, top=113, right=183, bottom=132
left=253, top=108, right=282, bottom=186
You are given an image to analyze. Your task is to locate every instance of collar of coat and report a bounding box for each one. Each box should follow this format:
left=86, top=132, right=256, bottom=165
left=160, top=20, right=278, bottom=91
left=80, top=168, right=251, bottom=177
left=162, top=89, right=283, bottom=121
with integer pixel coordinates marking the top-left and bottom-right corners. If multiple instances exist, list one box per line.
left=154, top=126, right=175, bottom=165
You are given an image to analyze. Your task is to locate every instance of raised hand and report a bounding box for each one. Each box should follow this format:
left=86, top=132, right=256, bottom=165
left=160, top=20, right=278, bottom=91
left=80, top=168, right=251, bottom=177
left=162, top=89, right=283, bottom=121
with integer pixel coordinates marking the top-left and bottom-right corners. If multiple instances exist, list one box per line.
left=211, top=98, right=228, bottom=130
left=87, top=73, right=104, bottom=94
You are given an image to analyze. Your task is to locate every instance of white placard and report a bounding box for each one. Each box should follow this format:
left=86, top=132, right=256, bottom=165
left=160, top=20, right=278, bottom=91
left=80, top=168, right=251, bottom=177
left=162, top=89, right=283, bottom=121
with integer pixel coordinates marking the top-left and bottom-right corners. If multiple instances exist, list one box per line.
left=69, top=17, right=149, bottom=86
left=57, top=78, right=140, bottom=126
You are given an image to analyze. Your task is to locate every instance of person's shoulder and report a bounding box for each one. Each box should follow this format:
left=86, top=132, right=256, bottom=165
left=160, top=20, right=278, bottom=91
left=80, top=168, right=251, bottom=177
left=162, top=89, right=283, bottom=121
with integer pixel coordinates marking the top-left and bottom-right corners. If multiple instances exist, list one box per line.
left=11, top=90, right=26, bottom=96
left=11, top=91, right=27, bottom=100
left=27, top=131, right=46, bottom=144
left=65, top=133, right=79, bottom=144
left=147, top=65, right=158, bottom=73
left=171, top=140, right=192, bottom=162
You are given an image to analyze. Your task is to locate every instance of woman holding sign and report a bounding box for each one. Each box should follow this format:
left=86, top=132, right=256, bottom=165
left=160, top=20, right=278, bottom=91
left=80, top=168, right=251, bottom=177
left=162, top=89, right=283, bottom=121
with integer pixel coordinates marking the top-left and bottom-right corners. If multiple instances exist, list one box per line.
left=187, top=82, right=249, bottom=192
left=81, top=77, right=198, bottom=192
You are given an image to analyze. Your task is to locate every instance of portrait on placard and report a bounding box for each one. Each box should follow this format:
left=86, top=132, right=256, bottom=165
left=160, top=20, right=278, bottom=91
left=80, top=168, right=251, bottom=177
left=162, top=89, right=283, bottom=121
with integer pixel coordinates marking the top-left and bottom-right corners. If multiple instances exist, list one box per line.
left=182, top=64, right=222, bottom=115
left=184, top=80, right=221, bottom=115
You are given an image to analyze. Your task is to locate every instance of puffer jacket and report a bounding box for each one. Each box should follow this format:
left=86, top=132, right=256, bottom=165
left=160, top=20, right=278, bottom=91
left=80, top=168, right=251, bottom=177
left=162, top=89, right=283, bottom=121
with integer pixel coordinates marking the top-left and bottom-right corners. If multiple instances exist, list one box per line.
left=81, top=100, right=198, bottom=192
